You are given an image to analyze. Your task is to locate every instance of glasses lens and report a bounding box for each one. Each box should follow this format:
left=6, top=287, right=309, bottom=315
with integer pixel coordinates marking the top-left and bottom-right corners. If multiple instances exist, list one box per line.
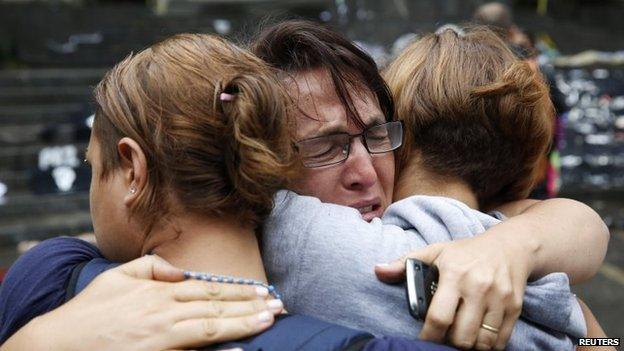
left=297, top=134, right=350, bottom=168
left=365, top=121, right=403, bottom=153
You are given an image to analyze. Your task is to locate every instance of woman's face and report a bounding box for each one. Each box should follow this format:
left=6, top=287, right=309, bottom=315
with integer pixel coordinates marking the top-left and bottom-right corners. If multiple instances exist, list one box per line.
left=286, top=69, right=395, bottom=221
left=86, top=134, right=143, bottom=261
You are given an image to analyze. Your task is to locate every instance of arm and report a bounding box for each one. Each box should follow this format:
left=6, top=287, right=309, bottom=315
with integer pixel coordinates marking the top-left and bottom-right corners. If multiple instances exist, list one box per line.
left=376, top=197, right=606, bottom=350
left=577, top=298, right=608, bottom=338
left=492, top=198, right=609, bottom=284
left=1, top=255, right=280, bottom=351
left=576, top=297, right=616, bottom=351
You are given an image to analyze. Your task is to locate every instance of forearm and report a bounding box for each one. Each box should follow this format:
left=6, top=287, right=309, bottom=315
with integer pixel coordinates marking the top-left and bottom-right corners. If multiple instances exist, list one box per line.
left=490, top=198, right=609, bottom=284
left=1, top=315, right=64, bottom=351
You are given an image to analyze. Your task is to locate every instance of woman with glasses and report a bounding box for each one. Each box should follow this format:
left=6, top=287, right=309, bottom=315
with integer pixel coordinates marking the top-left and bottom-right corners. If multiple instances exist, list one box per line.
left=256, top=27, right=590, bottom=350
left=0, top=33, right=464, bottom=351
left=0, top=25, right=606, bottom=351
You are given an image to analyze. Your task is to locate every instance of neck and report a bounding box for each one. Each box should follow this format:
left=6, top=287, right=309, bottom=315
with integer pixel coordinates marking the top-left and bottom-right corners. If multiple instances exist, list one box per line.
left=143, top=213, right=268, bottom=283
left=394, top=153, right=479, bottom=209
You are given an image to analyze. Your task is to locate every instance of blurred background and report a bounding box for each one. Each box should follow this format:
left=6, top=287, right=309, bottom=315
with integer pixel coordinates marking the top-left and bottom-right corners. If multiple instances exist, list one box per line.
left=0, top=0, right=622, bottom=338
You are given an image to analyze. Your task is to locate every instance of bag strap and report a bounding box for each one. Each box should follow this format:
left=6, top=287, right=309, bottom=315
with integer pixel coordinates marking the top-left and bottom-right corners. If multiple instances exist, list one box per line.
left=65, top=258, right=119, bottom=301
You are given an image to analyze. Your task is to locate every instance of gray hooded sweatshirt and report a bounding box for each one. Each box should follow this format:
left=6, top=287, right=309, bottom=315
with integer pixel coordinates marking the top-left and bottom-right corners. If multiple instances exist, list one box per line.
left=262, top=191, right=586, bottom=351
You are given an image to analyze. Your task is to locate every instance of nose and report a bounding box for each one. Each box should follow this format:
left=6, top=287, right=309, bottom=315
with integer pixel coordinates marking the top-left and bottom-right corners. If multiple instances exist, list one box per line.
left=342, top=137, right=377, bottom=191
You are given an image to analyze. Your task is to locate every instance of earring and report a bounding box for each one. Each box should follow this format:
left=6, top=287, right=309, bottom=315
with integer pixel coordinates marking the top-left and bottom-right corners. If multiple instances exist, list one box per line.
left=129, top=186, right=137, bottom=195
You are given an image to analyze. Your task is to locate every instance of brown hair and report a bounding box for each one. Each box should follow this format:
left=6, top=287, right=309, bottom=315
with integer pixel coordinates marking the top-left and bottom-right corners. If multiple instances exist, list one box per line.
left=92, top=33, right=296, bottom=228
left=250, top=20, right=395, bottom=128
left=384, top=26, right=554, bottom=209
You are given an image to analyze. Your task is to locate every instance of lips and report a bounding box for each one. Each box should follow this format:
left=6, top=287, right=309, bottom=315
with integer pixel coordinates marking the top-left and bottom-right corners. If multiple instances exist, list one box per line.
left=350, top=198, right=383, bottom=222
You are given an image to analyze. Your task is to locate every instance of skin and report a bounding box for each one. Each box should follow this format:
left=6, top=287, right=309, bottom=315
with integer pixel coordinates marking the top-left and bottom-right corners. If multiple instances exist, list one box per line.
left=87, top=134, right=145, bottom=262
left=2, top=136, right=284, bottom=351
left=2, top=255, right=271, bottom=351
left=287, top=68, right=395, bottom=222
left=2, top=61, right=609, bottom=351
left=289, top=70, right=609, bottom=350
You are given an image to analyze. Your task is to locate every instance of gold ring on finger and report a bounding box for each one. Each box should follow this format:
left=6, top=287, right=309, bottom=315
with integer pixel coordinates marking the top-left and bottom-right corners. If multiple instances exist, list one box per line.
left=480, top=323, right=500, bottom=333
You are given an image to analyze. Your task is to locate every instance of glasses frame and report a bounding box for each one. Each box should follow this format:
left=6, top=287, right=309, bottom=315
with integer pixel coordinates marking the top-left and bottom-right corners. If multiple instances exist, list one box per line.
left=296, top=120, right=404, bottom=168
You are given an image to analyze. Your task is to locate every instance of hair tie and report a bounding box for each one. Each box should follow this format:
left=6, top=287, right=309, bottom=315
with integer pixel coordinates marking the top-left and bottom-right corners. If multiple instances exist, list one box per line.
left=220, top=93, right=235, bottom=102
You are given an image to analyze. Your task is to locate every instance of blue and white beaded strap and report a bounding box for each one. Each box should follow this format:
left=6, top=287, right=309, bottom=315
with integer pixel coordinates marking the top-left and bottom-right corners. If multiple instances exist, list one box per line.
left=183, top=271, right=281, bottom=300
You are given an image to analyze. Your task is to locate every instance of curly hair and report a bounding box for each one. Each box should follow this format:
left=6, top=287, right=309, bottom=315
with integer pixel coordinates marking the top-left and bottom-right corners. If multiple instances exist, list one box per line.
left=92, top=34, right=297, bottom=229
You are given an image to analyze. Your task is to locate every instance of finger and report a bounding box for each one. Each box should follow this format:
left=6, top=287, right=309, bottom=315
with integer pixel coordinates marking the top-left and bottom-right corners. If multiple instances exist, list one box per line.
left=420, top=280, right=461, bottom=342
left=172, top=299, right=284, bottom=320
left=117, top=255, right=185, bottom=282
left=474, top=308, right=504, bottom=350
left=494, top=298, right=522, bottom=350
left=375, top=243, right=447, bottom=283
left=374, top=261, right=405, bottom=283
left=406, top=242, right=446, bottom=265
left=173, top=280, right=269, bottom=302
left=169, top=311, right=275, bottom=347
left=150, top=255, right=187, bottom=282
left=447, top=295, right=486, bottom=349
left=494, top=306, right=520, bottom=350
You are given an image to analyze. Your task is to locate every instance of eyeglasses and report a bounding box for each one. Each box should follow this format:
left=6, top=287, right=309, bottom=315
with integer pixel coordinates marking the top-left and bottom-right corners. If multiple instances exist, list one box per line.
left=296, top=121, right=403, bottom=168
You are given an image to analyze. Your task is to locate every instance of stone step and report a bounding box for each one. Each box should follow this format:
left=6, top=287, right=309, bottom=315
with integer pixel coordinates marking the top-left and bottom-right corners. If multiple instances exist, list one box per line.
left=0, top=211, right=92, bottom=246
left=0, top=170, right=90, bottom=198
left=0, top=85, right=94, bottom=105
left=0, top=103, right=91, bottom=125
left=0, top=123, right=46, bottom=146
left=0, top=68, right=106, bottom=88
left=0, top=170, right=30, bottom=193
left=0, top=192, right=89, bottom=221
left=0, top=121, right=91, bottom=146
left=0, top=142, right=88, bottom=172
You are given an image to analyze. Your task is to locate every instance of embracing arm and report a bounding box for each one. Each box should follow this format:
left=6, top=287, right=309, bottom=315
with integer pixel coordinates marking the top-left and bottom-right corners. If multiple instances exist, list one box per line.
left=1, top=255, right=279, bottom=351
left=493, top=198, right=609, bottom=284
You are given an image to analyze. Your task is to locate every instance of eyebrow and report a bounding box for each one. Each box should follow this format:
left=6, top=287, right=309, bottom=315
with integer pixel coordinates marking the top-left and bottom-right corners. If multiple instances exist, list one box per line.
left=312, top=123, right=347, bottom=138
left=301, top=114, right=387, bottom=140
left=367, top=115, right=387, bottom=126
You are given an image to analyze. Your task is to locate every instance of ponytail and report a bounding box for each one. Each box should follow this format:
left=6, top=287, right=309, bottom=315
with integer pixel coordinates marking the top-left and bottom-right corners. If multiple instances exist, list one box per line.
left=215, top=73, right=297, bottom=226
left=94, top=34, right=297, bottom=230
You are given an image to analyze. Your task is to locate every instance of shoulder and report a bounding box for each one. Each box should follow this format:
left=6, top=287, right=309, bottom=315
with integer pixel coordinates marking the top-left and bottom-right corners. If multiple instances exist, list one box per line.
left=218, top=314, right=373, bottom=351
left=0, top=237, right=102, bottom=343
left=384, top=195, right=501, bottom=238
left=362, top=336, right=457, bottom=351
left=3, top=237, right=102, bottom=283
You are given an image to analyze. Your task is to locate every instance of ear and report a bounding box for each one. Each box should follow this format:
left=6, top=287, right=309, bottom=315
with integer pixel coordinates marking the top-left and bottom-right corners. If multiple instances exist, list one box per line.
left=117, top=137, right=147, bottom=207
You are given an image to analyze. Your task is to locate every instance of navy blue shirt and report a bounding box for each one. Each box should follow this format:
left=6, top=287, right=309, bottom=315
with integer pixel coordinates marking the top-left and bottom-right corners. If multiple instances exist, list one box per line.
left=0, top=237, right=455, bottom=351
left=0, top=237, right=102, bottom=343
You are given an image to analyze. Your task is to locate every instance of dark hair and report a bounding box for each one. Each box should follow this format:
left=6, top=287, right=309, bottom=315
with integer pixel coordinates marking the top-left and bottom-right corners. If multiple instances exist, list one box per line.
left=385, top=27, right=554, bottom=209
left=250, top=20, right=394, bottom=128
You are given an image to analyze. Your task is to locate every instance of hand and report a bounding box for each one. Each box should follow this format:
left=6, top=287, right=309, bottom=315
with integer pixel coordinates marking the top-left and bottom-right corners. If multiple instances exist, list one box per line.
left=26, top=255, right=282, bottom=351
left=376, top=234, right=534, bottom=350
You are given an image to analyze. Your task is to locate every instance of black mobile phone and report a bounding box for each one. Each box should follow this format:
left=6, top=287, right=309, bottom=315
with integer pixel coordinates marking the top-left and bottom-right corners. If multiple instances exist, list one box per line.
left=405, top=258, right=439, bottom=320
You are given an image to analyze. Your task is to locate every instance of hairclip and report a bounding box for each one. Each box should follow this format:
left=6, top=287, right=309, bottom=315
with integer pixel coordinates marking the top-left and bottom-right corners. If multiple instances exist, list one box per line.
left=435, top=24, right=466, bottom=37
left=220, top=93, right=235, bottom=102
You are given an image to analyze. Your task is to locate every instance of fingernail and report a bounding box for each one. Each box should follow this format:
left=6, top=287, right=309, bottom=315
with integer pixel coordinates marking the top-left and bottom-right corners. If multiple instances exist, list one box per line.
left=267, top=299, right=283, bottom=312
left=375, top=263, right=389, bottom=267
left=256, top=310, right=272, bottom=323
left=256, top=286, right=269, bottom=297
